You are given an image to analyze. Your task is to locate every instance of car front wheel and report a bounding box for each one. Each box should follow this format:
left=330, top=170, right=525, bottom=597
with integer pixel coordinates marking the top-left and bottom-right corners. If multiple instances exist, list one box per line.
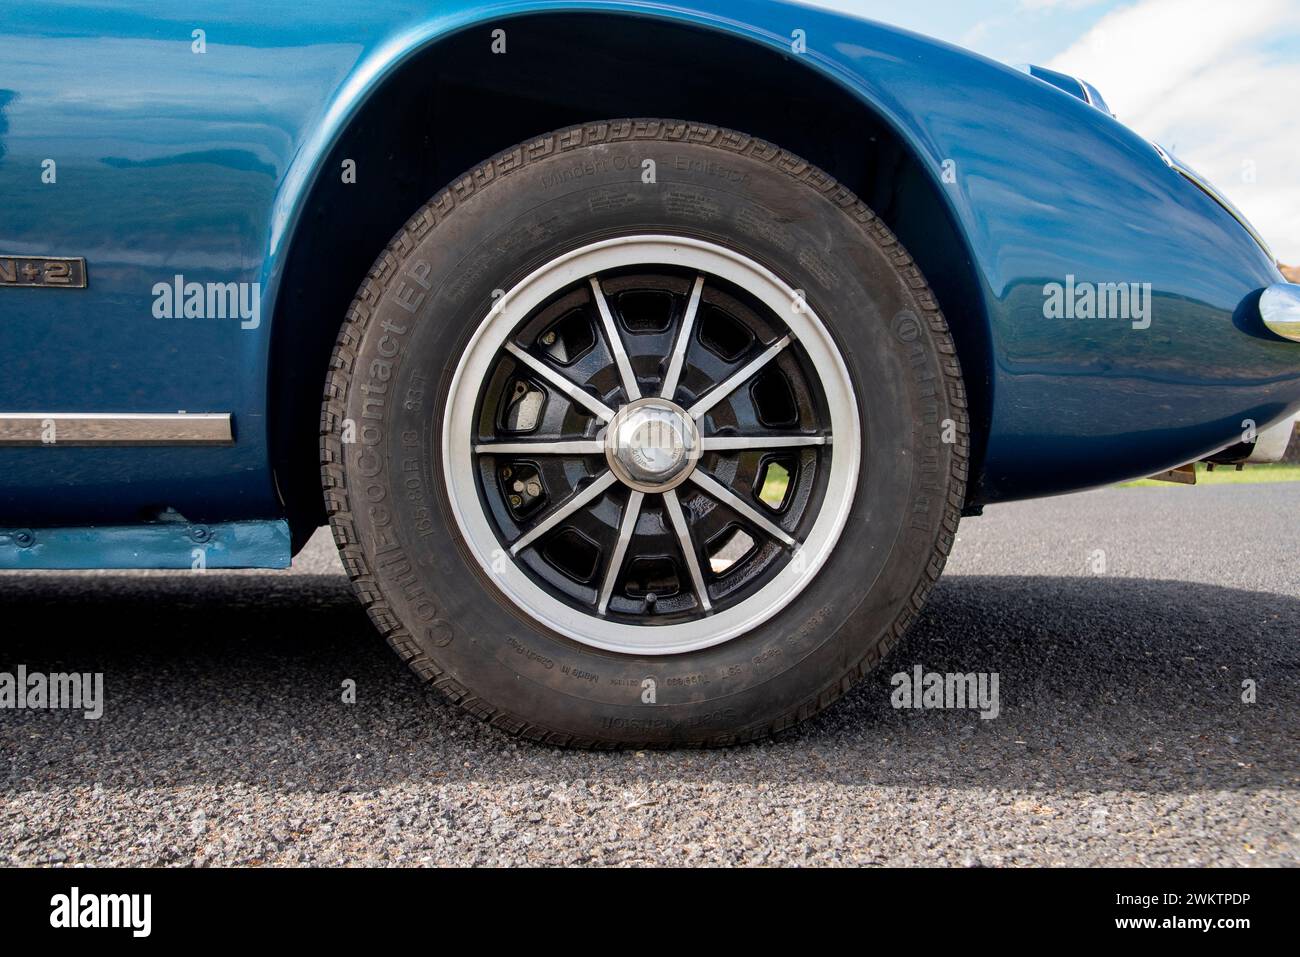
left=321, top=119, right=967, bottom=747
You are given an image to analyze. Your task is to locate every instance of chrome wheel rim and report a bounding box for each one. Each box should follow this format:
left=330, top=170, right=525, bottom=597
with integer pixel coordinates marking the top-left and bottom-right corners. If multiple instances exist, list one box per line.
left=443, top=236, right=860, bottom=655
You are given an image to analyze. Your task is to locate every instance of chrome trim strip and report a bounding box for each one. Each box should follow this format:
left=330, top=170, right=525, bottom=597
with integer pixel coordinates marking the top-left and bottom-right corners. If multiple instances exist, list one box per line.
left=1079, top=79, right=1114, bottom=117
left=1260, top=283, right=1300, bottom=343
left=0, top=413, right=233, bottom=446
left=1154, top=144, right=1273, bottom=259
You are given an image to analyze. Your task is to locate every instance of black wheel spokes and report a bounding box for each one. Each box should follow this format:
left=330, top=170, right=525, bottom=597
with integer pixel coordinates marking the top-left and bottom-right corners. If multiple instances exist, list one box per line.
left=508, top=472, right=617, bottom=557
left=502, top=340, right=615, bottom=423
left=475, top=268, right=829, bottom=621
left=687, top=471, right=796, bottom=548
left=588, top=276, right=642, bottom=402
left=685, top=333, right=792, bottom=421
left=660, top=275, right=705, bottom=402
left=661, top=487, right=712, bottom=613
left=596, top=489, right=644, bottom=615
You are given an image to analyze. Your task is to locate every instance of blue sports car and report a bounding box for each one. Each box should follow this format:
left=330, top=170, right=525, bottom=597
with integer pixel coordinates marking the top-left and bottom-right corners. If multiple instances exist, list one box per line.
left=2, top=1, right=1297, bottom=745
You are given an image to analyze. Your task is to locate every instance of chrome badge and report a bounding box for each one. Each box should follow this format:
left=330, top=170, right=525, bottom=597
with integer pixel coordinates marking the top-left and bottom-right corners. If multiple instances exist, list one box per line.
left=0, top=255, right=87, bottom=289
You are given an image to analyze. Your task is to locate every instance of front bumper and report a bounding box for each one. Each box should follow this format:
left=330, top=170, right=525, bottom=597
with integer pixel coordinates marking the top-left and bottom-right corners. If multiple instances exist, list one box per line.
left=1261, top=283, right=1300, bottom=343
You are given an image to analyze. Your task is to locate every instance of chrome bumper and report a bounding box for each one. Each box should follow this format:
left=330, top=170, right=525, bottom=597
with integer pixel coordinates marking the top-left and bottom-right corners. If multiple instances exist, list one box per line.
left=1261, top=283, right=1300, bottom=343
left=1205, top=413, right=1298, bottom=465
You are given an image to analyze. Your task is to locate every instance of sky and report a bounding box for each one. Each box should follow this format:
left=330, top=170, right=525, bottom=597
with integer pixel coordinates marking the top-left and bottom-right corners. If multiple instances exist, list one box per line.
left=802, top=0, right=1300, bottom=264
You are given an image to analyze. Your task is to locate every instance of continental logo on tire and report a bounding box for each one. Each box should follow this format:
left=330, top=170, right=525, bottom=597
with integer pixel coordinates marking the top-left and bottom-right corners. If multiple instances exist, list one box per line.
left=893, top=310, right=921, bottom=343
left=426, top=620, right=454, bottom=648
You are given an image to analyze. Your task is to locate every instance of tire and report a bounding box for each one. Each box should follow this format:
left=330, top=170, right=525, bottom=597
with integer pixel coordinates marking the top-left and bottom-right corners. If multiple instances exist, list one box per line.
left=321, top=119, right=967, bottom=747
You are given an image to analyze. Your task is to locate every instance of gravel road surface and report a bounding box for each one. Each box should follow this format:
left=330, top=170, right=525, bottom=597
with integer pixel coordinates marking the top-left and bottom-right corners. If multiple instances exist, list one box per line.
left=2, top=484, right=1296, bottom=866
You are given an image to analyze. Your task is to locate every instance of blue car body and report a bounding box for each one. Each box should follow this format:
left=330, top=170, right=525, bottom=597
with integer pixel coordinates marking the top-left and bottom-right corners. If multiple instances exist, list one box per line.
left=1, top=0, right=1295, bottom=569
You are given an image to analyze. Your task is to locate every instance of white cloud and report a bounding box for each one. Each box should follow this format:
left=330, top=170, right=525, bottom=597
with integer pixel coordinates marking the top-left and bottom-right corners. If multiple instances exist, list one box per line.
left=1050, top=0, right=1300, bottom=262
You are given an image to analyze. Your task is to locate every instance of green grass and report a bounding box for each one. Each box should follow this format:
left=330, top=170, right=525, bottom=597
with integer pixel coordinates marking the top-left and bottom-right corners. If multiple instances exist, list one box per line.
left=758, top=463, right=791, bottom=508
left=1118, top=462, right=1300, bottom=488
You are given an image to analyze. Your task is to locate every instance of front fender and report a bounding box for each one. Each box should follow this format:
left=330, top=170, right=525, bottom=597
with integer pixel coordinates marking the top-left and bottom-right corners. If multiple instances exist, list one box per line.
left=267, top=0, right=1296, bottom=503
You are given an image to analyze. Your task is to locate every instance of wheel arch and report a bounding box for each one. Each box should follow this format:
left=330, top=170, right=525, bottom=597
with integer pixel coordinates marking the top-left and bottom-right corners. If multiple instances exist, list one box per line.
left=266, top=9, right=994, bottom=550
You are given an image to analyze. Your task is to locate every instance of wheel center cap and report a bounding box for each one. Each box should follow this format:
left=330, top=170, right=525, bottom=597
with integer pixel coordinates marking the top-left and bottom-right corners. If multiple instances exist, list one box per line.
left=605, top=398, right=701, bottom=492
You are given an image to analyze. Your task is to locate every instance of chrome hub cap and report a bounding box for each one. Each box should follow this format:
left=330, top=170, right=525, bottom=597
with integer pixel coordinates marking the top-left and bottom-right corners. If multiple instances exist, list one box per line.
left=443, top=236, right=860, bottom=655
left=604, top=398, right=701, bottom=492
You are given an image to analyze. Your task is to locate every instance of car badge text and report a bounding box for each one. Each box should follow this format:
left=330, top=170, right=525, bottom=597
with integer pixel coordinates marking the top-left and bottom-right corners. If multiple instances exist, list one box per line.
left=0, top=255, right=87, bottom=289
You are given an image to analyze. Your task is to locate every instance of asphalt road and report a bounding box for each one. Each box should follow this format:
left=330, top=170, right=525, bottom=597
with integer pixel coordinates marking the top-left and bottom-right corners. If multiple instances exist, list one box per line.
left=1, top=484, right=1296, bottom=866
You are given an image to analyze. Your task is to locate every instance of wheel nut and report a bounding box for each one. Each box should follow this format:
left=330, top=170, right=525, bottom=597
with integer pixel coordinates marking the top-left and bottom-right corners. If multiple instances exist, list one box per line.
left=509, top=494, right=523, bottom=507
